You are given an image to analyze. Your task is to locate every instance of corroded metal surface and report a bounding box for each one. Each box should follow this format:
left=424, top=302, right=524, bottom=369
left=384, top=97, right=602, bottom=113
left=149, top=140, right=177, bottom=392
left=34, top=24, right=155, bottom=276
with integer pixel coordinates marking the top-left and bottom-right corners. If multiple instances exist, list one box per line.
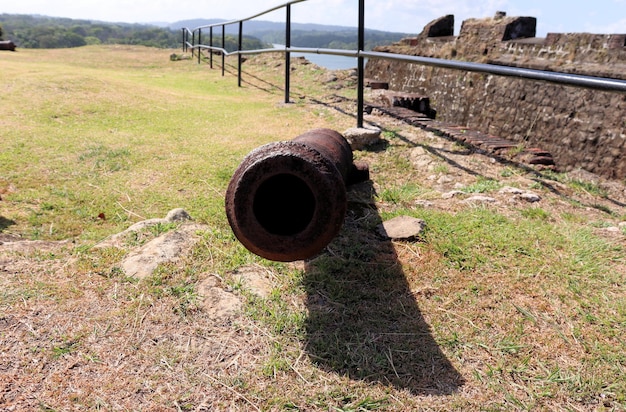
left=225, top=128, right=369, bottom=262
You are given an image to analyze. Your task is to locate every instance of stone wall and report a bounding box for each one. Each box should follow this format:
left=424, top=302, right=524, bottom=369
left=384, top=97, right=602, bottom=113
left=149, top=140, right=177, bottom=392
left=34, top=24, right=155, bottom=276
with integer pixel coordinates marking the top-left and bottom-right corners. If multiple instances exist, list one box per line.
left=365, top=13, right=626, bottom=179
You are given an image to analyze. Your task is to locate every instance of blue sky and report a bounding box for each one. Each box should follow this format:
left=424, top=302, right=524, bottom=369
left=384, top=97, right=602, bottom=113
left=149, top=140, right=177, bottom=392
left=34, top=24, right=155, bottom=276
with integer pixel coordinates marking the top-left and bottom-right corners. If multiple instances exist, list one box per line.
left=2, top=0, right=625, bottom=37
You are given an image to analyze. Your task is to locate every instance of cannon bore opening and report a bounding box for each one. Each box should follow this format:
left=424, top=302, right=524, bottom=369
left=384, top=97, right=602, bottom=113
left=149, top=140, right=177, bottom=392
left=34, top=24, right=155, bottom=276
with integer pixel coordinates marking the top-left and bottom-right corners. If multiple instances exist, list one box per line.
left=225, top=129, right=369, bottom=261
left=253, top=173, right=316, bottom=236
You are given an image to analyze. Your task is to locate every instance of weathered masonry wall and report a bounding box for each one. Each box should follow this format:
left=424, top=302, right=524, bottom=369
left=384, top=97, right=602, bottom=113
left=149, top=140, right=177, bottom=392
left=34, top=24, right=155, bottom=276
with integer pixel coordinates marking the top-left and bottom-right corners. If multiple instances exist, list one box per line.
left=365, top=13, right=626, bottom=179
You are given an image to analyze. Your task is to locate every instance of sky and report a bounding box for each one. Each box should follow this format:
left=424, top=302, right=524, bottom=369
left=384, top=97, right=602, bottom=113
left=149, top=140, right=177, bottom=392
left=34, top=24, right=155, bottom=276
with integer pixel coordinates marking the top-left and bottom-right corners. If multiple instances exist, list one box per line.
left=2, top=0, right=625, bottom=37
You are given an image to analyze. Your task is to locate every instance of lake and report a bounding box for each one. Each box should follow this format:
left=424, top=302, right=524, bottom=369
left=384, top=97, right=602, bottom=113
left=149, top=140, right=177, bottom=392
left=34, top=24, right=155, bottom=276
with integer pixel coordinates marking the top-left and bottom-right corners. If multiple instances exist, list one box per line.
left=273, top=45, right=363, bottom=70
left=290, top=51, right=359, bottom=70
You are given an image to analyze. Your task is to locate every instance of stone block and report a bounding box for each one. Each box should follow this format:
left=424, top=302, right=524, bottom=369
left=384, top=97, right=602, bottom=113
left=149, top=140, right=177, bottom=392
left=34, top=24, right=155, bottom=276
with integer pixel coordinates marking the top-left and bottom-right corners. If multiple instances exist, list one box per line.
left=343, top=127, right=382, bottom=150
left=421, top=15, right=455, bottom=38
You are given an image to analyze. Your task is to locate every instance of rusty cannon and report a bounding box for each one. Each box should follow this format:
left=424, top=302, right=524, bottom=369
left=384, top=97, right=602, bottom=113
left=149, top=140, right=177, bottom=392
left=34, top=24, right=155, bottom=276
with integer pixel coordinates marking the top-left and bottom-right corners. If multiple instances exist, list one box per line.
left=225, top=128, right=369, bottom=262
left=0, top=41, right=17, bottom=51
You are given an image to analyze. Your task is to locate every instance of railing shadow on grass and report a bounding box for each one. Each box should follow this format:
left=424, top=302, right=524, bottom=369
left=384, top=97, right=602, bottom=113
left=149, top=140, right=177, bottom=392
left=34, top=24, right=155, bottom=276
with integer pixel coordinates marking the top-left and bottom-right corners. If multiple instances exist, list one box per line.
left=221, top=60, right=285, bottom=96
left=303, top=180, right=464, bottom=395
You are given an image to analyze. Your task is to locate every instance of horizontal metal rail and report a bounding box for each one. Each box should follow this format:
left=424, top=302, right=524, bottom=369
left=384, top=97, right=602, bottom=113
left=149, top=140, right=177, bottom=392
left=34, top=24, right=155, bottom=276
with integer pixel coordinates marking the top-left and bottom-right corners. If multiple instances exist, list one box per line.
left=363, top=50, right=626, bottom=93
left=185, top=44, right=626, bottom=93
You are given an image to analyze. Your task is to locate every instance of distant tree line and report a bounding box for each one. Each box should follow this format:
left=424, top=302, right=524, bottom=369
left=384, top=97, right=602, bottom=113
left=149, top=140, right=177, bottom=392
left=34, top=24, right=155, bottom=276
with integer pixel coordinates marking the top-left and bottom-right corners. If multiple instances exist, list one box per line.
left=171, top=19, right=411, bottom=51
left=0, top=14, right=269, bottom=50
left=0, top=14, right=406, bottom=51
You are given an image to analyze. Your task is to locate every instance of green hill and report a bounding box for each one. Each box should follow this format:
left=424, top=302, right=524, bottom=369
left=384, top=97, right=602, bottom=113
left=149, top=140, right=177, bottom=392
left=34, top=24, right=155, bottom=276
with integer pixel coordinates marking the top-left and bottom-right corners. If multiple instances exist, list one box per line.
left=0, top=14, right=267, bottom=50
left=0, top=14, right=409, bottom=51
left=170, top=18, right=411, bottom=50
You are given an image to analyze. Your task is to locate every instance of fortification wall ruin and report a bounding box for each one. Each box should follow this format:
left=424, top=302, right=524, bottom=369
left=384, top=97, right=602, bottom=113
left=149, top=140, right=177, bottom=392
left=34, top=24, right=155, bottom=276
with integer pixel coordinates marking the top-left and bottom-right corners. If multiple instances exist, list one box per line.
left=365, top=13, right=626, bottom=179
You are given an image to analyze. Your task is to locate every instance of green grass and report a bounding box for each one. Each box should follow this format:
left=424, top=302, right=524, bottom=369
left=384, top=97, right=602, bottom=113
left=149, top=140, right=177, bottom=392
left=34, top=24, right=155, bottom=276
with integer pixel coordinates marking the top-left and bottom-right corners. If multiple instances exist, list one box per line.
left=1, top=46, right=625, bottom=411
left=462, top=176, right=502, bottom=193
left=377, top=182, right=425, bottom=205
left=520, top=206, right=551, bottom=220
left=0, top=47, right=352, bottom=242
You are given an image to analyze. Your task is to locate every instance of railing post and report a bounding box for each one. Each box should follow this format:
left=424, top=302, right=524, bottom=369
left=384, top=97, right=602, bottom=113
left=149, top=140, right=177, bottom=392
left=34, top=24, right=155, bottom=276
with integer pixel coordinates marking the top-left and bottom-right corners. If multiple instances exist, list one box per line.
left=209, top=27, right=213, bottom=69
left=198, top=29, right=202, bottom=64
left=357, top=0, right=365, bottom=128
left=191, top=31, right=195, bottom=59
left=284, top=4, right=292, bottom=104
left=222, top=25, right=226, bottom=77
left=238, top=21, right=243, bottom=87
left=181, top=28, right=185, bottom=52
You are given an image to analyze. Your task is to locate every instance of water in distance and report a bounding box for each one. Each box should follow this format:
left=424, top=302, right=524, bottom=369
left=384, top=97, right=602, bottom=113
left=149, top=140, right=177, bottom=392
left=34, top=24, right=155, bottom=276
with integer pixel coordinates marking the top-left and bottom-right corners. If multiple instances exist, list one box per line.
left=274, top=45, right=362, bottom=70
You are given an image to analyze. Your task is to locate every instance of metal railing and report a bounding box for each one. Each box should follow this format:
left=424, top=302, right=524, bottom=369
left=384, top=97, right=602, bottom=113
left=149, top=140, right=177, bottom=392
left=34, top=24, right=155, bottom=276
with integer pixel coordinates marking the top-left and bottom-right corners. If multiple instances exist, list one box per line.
left=181, top=0, right=307, bottom=105
left=182, top=0, right=626, bottom=128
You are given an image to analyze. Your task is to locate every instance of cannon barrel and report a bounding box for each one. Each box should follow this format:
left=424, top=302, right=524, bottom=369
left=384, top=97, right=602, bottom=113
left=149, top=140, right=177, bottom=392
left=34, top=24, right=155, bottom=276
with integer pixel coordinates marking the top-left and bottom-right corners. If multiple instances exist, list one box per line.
left=225, top=128, right=369, bottom=262
left=0, top=41, right=17, bottom=52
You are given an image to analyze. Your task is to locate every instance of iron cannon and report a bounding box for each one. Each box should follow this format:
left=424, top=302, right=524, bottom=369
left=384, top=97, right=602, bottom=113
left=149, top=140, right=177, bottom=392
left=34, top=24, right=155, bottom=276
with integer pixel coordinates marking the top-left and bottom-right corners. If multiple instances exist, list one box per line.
left=0, top=41, right=16, bottom=52
left=225, top=128, right=369, bottom=262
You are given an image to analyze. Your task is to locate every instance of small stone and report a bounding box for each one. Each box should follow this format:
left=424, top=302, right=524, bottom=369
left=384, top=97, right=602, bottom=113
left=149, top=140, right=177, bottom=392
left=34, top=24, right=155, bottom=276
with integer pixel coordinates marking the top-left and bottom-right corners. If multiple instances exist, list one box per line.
left=410, top=147, right=435, bottom=169
left=519, top=192, right=541, bottom=202
left=379, top=216, right=426, bottom=240
left=323, top=73, right=338, bottom=83
left=442, top=190, right=465, bottom=199
left=411, top=147, right=427, bottom=156
left=464, top=195, right=497, bottom=203
left=569, top=168, right=601, bottom=184
left=415, top=200, right=433, bottom=208
left=166, top=208, right=192, bottom=222
left=618, top=222, right=626, bottom=228
left=437, top=175, right=454, bottom=184
left=170, top=53, right=192, bottom=61
left=494, top=11, right=507, bottom=19
left=197, top=275, right=243, bottom=319
left=231, top=265, right=273, bottom=298
left=499, top=186, right=524, bottom=194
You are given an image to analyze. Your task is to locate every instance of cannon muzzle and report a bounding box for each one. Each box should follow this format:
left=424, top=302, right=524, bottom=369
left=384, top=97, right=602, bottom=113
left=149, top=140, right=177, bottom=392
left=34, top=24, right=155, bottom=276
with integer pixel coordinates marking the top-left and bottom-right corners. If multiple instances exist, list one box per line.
left=225, top=128, right=369, bottom=262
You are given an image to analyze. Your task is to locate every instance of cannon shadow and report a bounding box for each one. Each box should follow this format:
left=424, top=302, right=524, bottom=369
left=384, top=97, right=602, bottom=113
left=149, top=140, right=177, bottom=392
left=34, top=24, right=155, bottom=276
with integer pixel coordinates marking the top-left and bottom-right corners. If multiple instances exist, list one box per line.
left=303, top=180, right=464, bottom=395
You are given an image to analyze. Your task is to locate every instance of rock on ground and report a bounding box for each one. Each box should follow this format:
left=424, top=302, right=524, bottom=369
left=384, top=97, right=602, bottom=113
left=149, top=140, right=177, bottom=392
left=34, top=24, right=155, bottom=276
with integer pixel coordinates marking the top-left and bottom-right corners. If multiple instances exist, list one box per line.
left=343, top=126, right=382, bottom=150
left=230, top=265, right=274, bottom=298
left=121, top=223, right=205, bottom=279
left=378, top=216, right=427, bottom=240
left=196, top=275, right=243, bottom=320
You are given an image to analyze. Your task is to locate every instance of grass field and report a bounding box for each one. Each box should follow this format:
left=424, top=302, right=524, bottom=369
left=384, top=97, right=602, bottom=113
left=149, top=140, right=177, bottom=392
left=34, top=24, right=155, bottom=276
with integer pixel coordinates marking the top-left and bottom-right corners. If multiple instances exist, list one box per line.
left=1, top=45, right=625, bottom=411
